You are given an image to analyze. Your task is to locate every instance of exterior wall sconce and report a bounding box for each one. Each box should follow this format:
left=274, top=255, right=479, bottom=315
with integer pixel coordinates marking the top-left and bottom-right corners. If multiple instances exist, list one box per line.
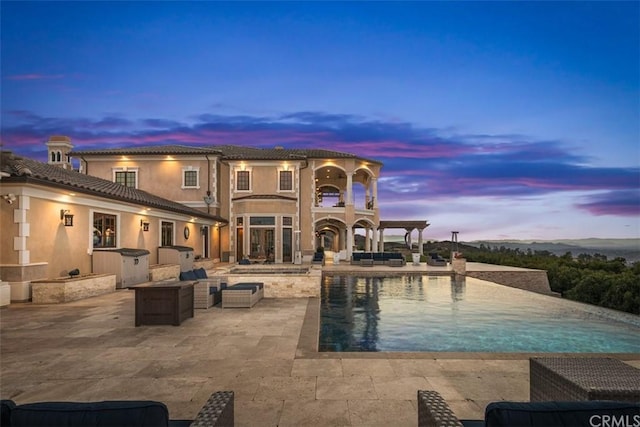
left=203, top=190, right=214, bottom=206
left=60, top=209, right=74, bottom=226
left=140, top=219, right=150, bottom=231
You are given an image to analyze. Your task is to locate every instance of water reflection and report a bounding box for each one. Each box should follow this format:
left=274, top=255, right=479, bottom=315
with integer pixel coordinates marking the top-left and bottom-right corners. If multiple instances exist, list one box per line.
left=451, top=275, right=466, bottom=302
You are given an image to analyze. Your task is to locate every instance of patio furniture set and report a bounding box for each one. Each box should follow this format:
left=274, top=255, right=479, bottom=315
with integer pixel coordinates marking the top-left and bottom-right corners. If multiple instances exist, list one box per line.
left=350, top=252, right=406, bottom=267
left=129, top=268, right=264, bottom=326
left=419, top=357, right=640, bottom=427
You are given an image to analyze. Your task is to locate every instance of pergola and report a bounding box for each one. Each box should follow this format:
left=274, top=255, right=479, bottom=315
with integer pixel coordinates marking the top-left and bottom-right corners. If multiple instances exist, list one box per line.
left=377, top=220, right=430, bottom=254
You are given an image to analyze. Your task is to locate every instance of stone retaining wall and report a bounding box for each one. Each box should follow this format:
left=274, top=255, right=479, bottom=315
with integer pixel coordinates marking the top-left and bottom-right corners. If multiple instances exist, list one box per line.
left=213, top=267, right=322, bottom=298
left=31, top=274, right=117, bottom=304
left=466, top=270, right=557, bottom=296
left=148, top=264, right=180, bottom=281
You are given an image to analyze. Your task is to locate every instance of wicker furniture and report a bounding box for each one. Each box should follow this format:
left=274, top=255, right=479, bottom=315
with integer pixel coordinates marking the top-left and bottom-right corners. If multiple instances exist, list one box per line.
left=190, top=391, right=234, bottom=427
left=131, top=280, right=195, bottom=326
left=1, top=391, right=233, bottom=427
left=193, top=277, right=227, bottom=309
left=222, top=282, right=264, bottom=308
left=417, top=390, right=640, bottom=427
left=418, top=390, right=464, bottom=427
left=530, top=357, right=640, bottom=403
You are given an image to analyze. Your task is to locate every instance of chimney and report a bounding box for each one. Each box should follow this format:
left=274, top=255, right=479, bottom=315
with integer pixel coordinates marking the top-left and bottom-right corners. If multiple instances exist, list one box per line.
left=46, top=135, right=74, bottom=169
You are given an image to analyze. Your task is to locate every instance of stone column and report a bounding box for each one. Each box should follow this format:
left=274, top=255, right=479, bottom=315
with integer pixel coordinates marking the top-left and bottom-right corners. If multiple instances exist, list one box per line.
left=372, top=228, right=378, bottom=253
left=364, top=228, right=370, bottom=251
left=378, top=228, right=384, bottom=252
left=372, top=177, right=378, bottom=208
left=346, top=226, right=354, bottom=259
left=346, top=173, right=353, bottom=205
left=417, top=228, right=424, bottom=255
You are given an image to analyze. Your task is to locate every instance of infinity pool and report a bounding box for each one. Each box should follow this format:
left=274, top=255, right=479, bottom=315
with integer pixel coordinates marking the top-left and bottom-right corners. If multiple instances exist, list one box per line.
left=319, top=275, right=640, bottom=352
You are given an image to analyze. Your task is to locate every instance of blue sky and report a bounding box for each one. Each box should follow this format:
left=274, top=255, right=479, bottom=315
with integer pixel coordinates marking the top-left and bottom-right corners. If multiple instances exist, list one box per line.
left=2, top=1, right=639, bottom=241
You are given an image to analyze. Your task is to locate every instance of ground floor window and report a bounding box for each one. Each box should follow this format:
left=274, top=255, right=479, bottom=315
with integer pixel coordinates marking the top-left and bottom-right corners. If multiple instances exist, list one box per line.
left=93, top=213, right=117, bottom=248
left=161, top=221, right=174, bottom=246
left=250, top=228, right=275, bottom=261
left=282, top=227, right=292, bottom=262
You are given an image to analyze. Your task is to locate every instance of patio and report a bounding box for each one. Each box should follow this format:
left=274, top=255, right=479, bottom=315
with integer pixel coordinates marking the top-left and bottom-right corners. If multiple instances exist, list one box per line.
left=1, top=289, right=638, bottom=426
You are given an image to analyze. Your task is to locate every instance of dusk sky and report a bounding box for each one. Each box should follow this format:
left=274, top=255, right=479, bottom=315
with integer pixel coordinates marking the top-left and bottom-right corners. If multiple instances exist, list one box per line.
left=2, top=1, right=639, bottom=241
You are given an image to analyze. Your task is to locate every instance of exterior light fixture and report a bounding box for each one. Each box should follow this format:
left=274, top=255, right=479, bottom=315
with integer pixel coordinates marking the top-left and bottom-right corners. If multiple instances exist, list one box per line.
left=60, top=209, right=74, bottom=226
left=140, top=219, right=150, bottom=231
left=203, top=190, right=214, bottom=206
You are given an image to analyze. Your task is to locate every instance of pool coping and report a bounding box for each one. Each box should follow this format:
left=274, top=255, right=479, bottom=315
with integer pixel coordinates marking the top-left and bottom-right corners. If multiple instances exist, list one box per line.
left=296, top=296, right=640, bottom=361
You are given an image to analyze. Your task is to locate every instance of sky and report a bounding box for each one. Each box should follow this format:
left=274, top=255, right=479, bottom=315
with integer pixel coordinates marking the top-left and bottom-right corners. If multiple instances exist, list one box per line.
left=1, top=1, right=639, bottom=242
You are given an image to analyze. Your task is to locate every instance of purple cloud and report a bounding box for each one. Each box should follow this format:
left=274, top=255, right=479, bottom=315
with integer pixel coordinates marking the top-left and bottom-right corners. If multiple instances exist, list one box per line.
left=1, top=109, right=637, bottom=219
left=576, top=190, right=640, bottom=216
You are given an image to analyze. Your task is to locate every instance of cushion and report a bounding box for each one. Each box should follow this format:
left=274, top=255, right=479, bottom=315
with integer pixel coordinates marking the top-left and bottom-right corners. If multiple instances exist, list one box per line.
left=239, top=259, right=250, bottom=265
left=485, top=400, right=640, bottom=427
left=1, top=400, right=15, bottom=427
left=193, top=268, right=208, bottom=279
left=10, top=400, right=169, bottom=427
left=228, top=284, right=257, bottom=294
left=179, top=270, right=197, bottom=281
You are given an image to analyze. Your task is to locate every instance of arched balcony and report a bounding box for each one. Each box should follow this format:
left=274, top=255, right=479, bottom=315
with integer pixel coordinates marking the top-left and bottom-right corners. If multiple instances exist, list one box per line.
left=313, top=165, right=377, bottom=212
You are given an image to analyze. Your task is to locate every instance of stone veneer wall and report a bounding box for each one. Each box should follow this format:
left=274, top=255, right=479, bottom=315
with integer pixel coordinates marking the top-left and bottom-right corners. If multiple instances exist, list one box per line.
left=214, top=267, right=322, bottom=298
left=148, top=264, right=180, bottom=281
left=193, top=259, right=216, bottom=270
left=466, top=270, right=557, bottom=296
left=31, top=274, right=116, bottom=304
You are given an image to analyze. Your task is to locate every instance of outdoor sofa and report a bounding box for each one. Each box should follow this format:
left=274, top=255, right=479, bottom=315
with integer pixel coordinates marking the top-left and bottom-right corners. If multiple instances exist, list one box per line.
left=179, top=268, right=228, bottom=309
left=426, top=252, right=447, bottom=266
left=312, top=252, right=325, bottom=265
left=417, top=390, right=640, bottom=427
left=221, top=282, right=264, bottom=308
left=350, top=252, right=406, bottom=267
left=1, top=391, right=234, bottom=427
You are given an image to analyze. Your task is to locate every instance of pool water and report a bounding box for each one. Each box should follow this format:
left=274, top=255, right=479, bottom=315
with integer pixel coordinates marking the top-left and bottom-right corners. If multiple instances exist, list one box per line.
left=319, top=275, right=640, bottom=352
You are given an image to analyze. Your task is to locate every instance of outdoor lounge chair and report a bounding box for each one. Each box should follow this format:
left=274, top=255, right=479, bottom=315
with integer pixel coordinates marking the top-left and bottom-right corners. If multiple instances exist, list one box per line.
left=222, top=282, right=264, bottom=308
left=179, top=268, right=228, bottom=309
left=417, top=390, right=640, bottom=427
left=1, top=391, right=234, bottom=427
left=426, top=253, right=447, bottom=266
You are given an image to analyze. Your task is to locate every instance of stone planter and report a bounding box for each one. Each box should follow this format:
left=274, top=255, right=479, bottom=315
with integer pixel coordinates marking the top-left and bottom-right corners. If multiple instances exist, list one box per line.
left=31, top=274, right=116, bottom=304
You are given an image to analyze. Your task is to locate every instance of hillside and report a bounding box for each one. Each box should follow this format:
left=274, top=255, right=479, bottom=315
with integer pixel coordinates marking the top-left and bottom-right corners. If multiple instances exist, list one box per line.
left=466, top=238, right=640, bottom=263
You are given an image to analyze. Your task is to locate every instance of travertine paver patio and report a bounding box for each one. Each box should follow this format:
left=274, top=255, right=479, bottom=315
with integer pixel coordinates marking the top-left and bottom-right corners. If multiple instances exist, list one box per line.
left=1, top=290, right=638, bottom=426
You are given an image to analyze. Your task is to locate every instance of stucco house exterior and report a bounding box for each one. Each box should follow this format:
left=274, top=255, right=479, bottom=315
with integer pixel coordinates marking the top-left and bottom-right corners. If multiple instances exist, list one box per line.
left=69, top=138, right=384, bottom=264
left=0, top=145, right=227, bottom=302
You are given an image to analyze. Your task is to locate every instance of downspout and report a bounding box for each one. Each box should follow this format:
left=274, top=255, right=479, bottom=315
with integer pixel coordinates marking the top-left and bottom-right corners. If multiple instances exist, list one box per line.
left=294, top=155, right=309, bottom=264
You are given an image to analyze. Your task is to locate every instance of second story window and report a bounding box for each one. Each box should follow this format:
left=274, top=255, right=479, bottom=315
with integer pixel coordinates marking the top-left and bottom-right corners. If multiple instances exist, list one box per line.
left=279, top=170, right=293, bottom=191
left=182, top=167, right=200, bottom=189
left=113, top=168, right=138, bottom=188
left=237, top=170, right=250, bottom=191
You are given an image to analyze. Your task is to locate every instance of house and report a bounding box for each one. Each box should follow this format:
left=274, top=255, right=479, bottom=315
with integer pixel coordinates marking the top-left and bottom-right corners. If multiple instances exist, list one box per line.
left=70, top=139, right=384, bottom=264
left=0, top=146, right=227, bottom=301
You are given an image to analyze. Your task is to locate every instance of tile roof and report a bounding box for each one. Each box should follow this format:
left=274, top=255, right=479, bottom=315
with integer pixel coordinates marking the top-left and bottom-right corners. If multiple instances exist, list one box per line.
left=0, top=151, right=227, bottom=223
left=70, top=144, right=382, bottom=165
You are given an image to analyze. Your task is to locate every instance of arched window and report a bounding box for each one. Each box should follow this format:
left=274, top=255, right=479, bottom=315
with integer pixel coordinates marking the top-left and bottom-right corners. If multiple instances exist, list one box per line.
left=51, top=152, right=56, bottom=162
left=56, top=152, right=61, bottom=162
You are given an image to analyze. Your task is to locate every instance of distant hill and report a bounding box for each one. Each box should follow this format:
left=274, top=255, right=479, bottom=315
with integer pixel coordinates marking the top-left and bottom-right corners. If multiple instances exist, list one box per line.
left=466, top=238, right=640, bottom=263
